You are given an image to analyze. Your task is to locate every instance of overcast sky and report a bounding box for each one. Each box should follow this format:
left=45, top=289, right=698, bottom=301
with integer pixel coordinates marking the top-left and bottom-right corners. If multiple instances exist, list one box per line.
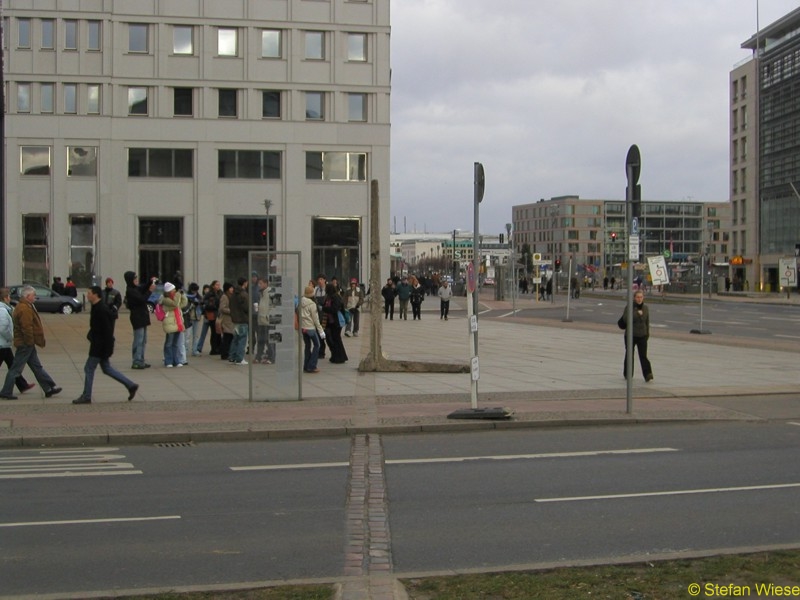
left=389, top=0, right=799, bottom=236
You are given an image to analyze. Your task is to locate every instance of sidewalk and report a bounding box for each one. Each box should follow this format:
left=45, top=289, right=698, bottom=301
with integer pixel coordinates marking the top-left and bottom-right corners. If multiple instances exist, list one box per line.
left=1, top=290, right=798, bottom=447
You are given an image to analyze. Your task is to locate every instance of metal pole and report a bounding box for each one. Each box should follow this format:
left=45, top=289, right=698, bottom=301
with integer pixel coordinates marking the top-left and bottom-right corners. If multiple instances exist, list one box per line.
left=0, top=11, right=6, bottom=285
left=625, top=164, right=635, bottom=414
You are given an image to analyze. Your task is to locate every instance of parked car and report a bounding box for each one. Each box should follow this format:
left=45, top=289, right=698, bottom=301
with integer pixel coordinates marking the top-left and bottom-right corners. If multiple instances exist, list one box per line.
left=483, top=277, right=495, bottom=286
left=8, top=284, right=83, bottom=314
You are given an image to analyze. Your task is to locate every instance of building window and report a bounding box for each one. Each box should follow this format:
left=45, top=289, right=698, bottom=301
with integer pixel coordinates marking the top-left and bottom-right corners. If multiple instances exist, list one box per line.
left=138, top=219, right=183, bottom=283
left=17, top=83, right=30, bottom=113
left=306, top=151, right=367, bottom=182
left=128, top=23, right=148, bottom=53
left=87, top=85, right=100, bottom=114
left=64, top=83, right=77, bottom=114
left=88, top=21, right=101, bottom=50
left=305, top=91, right=324, bottom=120
left=218, top=150, right=281, bottom=179
left=67, top=147, right=97, bottom=177
left=128, top=87, right=148, bottom=115
left=218, top=27, right=237, bottom=56
left=173, top=25, right=193, bottom=55
left=23, top=215, right=48, bottom=284
left=305, top=31, right=324, bottom=60
left=224, top=217, right=273, bottom=283
left=18, top=18, right=31, bottom=48
left=64, top=20, right=77, bottom=50
left=41, top=19, right=54, bottom=49
left=128, top=148, right=193, bottom=178
left=41, top=83, right=54, bottom=113
left=261, top=29, right=281, bottom=58
left=174, top=87, right=193, bottom=116
left=21, top=146, right=51, bottom=175
left=348, top=93, right=367, bottom=121
left=70, top=216, right=96, bottom=286
left=347, top=33, right=367, bottom=61
left=218, top=89, right=237, bottom=117
left=262, top=91, right=281, bottom=119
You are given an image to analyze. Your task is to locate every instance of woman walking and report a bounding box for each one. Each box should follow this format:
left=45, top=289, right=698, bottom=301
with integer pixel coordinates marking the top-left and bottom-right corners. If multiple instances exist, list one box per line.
left=322, top=283, right=348, bottom=364
left=298, top=285, right=326, bottom=372
left=618, top=290, right=653, bottom=382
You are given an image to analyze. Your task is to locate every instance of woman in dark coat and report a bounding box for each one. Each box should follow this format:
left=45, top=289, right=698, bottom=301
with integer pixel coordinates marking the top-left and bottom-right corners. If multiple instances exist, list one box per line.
left=619, top=290, right=653, bottom=381
left=322, top=283, right=348, bottom=364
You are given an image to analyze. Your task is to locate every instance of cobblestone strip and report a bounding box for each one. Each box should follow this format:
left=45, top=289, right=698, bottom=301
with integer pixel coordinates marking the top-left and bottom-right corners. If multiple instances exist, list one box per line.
left=344, top=434, right=369, bottom=577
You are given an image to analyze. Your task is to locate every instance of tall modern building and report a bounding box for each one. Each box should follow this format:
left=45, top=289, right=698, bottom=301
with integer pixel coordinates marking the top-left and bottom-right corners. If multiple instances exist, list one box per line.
left=1, top=0, right=390, bottom=288
left=734, top=6, right=800, bottom=292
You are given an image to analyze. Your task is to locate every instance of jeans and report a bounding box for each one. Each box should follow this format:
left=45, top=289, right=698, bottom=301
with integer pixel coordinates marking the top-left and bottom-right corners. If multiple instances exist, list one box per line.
left=186, top=322, right=199, bottom=356
left=1, top=345, right=56, bottom=396
left=195, top=319, right=211, bottom=353
left=132, top=327, right=148, bottom=367
left=440, top=300, right=450, bottom=319
left=345, top=308, right=360, bottom=334
left=302, top=330, right=320, bottom=371
left=81, top=355, right=136, bottom=400
left=163, top=332, right=182, bottom=366
left=0, top=347, right=31, bottom=391
left=255, top=324, right=275, bottom=362
left=230, top=323, right=249, bottom=363
left=399, top=298, right=409, bottom=319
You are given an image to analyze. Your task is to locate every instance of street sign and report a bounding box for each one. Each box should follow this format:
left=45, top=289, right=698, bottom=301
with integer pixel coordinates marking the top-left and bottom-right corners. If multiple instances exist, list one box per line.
left=533, top=253, right=542, bottom=261
left=779, top=258, right=797, bottom=287
left=631, top=217, right=639, bottom=236
left=455, top=250, right=462, bottom=259
left=628, top=234, right=640, bottom=260
left=647, top=255, right=670, bottom=286
left=470, top=356, right=480, bottom=381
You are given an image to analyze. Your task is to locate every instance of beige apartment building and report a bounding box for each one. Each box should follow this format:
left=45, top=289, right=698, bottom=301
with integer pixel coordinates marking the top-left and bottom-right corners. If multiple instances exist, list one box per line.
left=1, top=0, right=390, bottom=288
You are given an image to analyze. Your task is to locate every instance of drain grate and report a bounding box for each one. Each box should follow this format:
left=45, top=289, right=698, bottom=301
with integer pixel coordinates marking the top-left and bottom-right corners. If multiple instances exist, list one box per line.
left=154, top=442, right=195, bottom=448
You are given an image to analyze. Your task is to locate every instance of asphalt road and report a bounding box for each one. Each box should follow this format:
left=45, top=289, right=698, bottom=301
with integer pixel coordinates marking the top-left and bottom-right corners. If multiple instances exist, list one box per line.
left=3, top=422, right=800, bottom=597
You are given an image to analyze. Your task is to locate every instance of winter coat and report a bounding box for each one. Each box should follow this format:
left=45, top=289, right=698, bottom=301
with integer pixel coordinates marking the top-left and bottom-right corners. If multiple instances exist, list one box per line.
left=159, top=291, right=188, bottom=334
left=12, top=297, right=46, bottom=348
left=619, top=302, right=650, bottom=339
left=217, top=293, right=234, bottom=334
left=228, top=286, right=250, bottom=325
left=0, top=302, right=14, bottom=349
left=298, top=296, right=324, bottom=336
left=124, top=271, right=152, bottom=330
left=87, top=301, right=115, bottom=359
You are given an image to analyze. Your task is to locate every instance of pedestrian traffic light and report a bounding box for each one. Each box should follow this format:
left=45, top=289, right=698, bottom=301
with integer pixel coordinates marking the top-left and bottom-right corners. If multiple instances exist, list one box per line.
left=555, top=259, right=561, bottom=272
left=611, top=232, right=617, bottom=242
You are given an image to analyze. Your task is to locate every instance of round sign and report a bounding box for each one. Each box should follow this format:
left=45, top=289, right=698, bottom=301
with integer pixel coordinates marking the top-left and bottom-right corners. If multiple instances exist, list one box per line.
left=467, top=262, right=476, bottom=293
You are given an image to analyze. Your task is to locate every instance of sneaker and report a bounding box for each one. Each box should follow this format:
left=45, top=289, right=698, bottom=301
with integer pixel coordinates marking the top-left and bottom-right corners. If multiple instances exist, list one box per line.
left=0, top=394, right=18, bottom=400
left=44, top=386, right=62, bottom=398
left=353, top=332, right=359, bottom=337
left=72, top=396, right=91, bottom=405
left=344, top=331, right=351, bottom=337
left=166, top=364, right=174, bottom=368
left=131, top=364, right=146, bottom=370
left=176, top=363, right=184, bottom=368
left=236, top=360, right=248, bottom=366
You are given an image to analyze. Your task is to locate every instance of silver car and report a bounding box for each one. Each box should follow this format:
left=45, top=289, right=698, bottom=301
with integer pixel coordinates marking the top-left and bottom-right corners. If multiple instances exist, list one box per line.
left=9, top=284, right=83, bottom=314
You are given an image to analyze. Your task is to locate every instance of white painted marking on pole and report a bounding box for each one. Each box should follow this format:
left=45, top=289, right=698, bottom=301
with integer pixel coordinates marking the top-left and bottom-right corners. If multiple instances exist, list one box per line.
left=385, top=448, right=677, bottom=465
left=0, top=515, right=181, bottom=528
left=535, top=483, right=800, bottom=503
left=230, top=461, right=349, bottom=472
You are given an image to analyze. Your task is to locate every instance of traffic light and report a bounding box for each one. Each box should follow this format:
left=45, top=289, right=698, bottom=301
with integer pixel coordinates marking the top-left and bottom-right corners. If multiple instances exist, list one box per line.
left=555, top=259, right=561, bottom=272
left=611, top=232, right=617, bottom=242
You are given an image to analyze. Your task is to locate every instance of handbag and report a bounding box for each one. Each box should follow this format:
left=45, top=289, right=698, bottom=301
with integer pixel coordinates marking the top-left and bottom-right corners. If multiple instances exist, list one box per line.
left=617, top=316, right=626, bottom=330
left=337, top=310, right=346, bottom=328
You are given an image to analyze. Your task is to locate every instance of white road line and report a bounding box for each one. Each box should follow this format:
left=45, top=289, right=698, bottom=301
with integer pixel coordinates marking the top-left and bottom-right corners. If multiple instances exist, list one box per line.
left=385, top=448, right=678, bottom=465
left=230, top=461, right=349, bottom=472
left=788, top=422, right=800, bottom=427
left=0, top=470, right=142, bottom=480
left=0, top=515, right=181, bottom=528
left=535, top=483, right=800, bottom=503
left=775, top=334, right=800, bottom=340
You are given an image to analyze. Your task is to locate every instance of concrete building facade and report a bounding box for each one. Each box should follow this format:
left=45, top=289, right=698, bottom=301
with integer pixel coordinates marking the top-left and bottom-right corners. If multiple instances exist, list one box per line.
left=1, top=0, right=390, bottom=289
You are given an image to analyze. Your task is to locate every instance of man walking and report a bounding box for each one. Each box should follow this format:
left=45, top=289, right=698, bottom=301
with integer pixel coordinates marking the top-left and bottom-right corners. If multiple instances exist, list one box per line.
left=343, top=278, right=364, bottom=337
left=438, top=279, right=453, bottom=320
left=124, top=271, right=155, bottom=369
left=228, top=277, right=250, bottom=365
left=73, top=286, right=139, bottom=404
left=0, top=287, right=35, bottom=395
left=0, top=285, right=62, bottom=400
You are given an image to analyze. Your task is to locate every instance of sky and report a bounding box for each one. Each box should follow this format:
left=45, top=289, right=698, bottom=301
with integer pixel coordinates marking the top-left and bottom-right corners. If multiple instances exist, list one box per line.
left=389, top=0, right=800, bottom=236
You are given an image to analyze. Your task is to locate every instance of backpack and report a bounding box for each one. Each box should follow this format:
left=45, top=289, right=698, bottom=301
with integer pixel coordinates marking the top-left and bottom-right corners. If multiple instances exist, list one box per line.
left=154, top=302, right=166, bottom=321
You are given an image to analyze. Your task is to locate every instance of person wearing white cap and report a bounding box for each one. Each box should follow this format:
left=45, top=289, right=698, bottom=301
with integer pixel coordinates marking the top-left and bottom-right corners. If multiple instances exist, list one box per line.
left=158, top=282, right=188, bottom=368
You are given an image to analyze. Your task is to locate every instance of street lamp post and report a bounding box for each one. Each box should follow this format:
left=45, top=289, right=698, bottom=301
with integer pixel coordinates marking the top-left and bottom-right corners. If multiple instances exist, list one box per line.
left=452, top=228, right=458, bottom=285
left=263, top=199, right=273, bottom=274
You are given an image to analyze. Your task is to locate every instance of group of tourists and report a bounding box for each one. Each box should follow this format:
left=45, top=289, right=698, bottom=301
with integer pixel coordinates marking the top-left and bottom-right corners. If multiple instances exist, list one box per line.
left=381, top=275, right=453, bottom=321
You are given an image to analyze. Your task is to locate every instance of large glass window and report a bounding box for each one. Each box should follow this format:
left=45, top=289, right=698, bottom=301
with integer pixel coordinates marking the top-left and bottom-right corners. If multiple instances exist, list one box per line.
left=261, top=29, right=281, bottom=58
left=174, top=87, right=193, bottom=116
left=348, top=93, right=367, bottom=122
left=128, top=148, right=193, bottom=178
left=224, top=217, right=273, bottom=282
left=139, top=219, right=182, bottom=283
left=21, top=146, right=51, bottom=175
left=218, top=150, right=281, bottom=179
left=88, top=21, right=101, bottom=50
left=70, top=216, right=95, bottom=286
left=306, top=152, right=367, bottom=182
left=312, top=218, right=360, bottom=282
left=23, top=215, right=48, bottom=284
left=129, top=23, right=148, bottom=53
left=17, top=83, right=30, bottom=113
left=41, top=83, right=54, bottom=113
left=305, top=31, right=324, bottom=59
left=218, top=89, right=237, bottom=117
left=173, top=25, right=193, bottom=54
left=41, top=19, right=54, bottom=49
left=67, top=147, right=97, bottom=177
left=218, top=27, right=237, bottom=56
left=262, top=91, right=281, bottom=119
left=305, top=92, right=324, bottom=120
left=128, top=87, right=148, bottom=115
left=18, top=18, right=30, bottom=48
left=87, top=85, right=100, bottom=114
left=64, top=83, right=77, bottom=114
left=64, top=20, right=77, bottom=50
left=347, top=33, right=367, bottom=61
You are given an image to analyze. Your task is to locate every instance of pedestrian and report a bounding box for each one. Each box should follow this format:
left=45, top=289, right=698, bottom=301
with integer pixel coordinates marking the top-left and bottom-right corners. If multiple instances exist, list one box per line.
left=314, top=274, right=329, bottom=358
left=0, top=287, right=35, bottom=396
left=343, top=278, right=364, bottom=336
left=52, top=276, right=65, bottom=295
left=618, top=290, right=653, bottom=382
left=409, top=275, right=424, bottom=320
left=72, top=286, right=139, bottom=404
left=197, top=280, right=221, bottom=355
left=101, top=277, right=122, bottom=331
left=255, top=277, right=274, bottom=364
left=396, top=276, right=412, bottom=320
left=216, top=283, right=235, bottom=360
left=438, top=279, right=453, bottom=320
left=158, top=282, right=187, bottom=368
left=64, top=277, right=78, bottom=298
left=227, top=277, right=250, bottom=365
left=0, top=285, right=62, bottom=400
left=545, top=276, right=553, bottom=300
left=298, top=284, right=325, bottom=373
left=124, top=271, right=155, bottom=369
left=322, top=283, right=348, bottom=364
left=381, top=278, right=396, bottom=320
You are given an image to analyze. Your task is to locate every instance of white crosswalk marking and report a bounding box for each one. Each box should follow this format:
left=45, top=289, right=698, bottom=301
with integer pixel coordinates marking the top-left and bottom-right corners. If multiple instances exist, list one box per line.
left=0, top=447, right=142, bottom=479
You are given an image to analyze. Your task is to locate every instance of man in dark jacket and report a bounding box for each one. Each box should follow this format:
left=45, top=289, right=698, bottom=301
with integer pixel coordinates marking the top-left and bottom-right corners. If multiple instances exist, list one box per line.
left=227, top=277, right=250, bottom=365
left=101, top=277, right=122, bottom=329
left=124, top=271, right=155, bottom=369
left=73, top=286, right=139, bottom=404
